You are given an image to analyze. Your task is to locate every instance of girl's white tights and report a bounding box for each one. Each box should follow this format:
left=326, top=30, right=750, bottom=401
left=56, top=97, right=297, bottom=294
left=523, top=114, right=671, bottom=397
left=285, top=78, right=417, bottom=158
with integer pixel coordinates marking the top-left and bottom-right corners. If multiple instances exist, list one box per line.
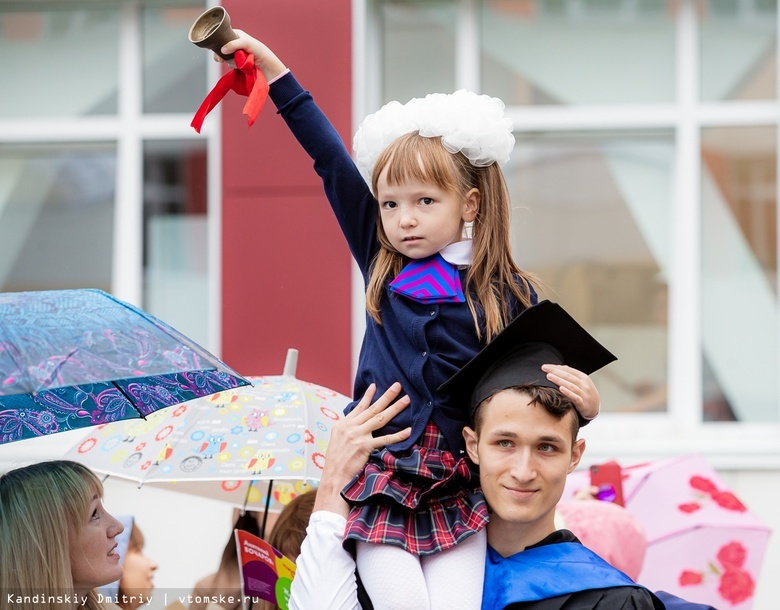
left=355, top=528, right=486, bottom=610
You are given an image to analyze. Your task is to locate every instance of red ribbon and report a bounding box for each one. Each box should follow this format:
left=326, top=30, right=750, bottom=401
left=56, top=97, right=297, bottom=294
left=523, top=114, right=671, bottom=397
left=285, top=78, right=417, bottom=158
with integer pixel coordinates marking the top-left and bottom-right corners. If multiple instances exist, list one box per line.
left=191, top=49, right=269, bottom=134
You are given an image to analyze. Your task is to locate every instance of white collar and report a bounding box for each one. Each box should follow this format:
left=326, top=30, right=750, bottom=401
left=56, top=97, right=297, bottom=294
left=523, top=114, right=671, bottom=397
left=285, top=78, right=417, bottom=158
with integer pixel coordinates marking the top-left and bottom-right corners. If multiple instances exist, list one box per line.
left=440, top=240, right=473, bottom=266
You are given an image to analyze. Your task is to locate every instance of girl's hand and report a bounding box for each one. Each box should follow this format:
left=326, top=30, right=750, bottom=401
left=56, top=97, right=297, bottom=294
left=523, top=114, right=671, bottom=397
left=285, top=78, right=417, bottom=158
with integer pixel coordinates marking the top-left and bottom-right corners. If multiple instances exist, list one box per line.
left=541, top=364, right=600, bottom=420
left=572, top=485, right=600, bottom=500
left=313, top=383, right=411, bottom=516
left=214, top=29, right=288, bottom=82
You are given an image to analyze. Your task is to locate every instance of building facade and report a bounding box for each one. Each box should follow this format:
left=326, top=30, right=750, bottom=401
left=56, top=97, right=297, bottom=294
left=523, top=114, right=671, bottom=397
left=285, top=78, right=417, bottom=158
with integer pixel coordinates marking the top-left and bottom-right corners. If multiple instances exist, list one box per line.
left=1, top=0, right=778, bottom=606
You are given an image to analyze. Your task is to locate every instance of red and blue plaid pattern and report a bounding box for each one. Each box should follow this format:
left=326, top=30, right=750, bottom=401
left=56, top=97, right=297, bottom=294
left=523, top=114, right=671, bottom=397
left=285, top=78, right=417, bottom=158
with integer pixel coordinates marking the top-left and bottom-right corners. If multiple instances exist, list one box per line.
left=388, top=254, right=466, bottom=304
left=342, top=421, right=488, bottom=556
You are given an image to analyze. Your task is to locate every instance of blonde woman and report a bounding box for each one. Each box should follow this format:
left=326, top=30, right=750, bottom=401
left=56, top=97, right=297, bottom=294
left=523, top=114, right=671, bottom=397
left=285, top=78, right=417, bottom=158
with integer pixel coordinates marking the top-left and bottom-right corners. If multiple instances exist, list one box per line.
left=0, top=460, right=124, bottom=610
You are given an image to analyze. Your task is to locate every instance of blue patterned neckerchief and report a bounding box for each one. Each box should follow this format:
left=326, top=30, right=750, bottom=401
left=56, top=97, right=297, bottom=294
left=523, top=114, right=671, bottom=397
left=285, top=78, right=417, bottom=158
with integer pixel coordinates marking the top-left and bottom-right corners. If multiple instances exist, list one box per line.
left=388, top=253, right=465, bottom=303
left=388, top=240, right=472, bottom=304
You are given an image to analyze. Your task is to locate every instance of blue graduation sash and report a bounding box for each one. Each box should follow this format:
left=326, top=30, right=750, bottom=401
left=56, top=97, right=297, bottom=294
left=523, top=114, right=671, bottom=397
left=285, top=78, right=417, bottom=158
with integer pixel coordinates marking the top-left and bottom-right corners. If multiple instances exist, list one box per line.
left=482, top=542, right=641, bottom=610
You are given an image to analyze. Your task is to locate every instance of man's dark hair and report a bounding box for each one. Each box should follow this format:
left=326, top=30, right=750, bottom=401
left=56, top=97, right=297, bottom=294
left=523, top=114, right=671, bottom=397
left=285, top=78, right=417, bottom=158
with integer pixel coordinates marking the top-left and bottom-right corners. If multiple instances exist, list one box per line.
left=472, top=385, right=580, bottom=442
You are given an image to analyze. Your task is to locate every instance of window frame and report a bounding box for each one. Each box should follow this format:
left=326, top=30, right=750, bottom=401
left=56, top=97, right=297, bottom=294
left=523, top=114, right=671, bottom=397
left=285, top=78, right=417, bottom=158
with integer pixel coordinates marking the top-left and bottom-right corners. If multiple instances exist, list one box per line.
left=357, top=0, right=780, bottom=468
left=0, top=0, right=220, bottom=351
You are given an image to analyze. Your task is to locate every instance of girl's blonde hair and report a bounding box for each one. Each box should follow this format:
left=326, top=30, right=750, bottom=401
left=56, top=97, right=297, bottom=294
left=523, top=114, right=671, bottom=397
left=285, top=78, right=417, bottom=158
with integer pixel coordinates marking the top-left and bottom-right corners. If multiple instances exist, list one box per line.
left=0, top=460, right=106, bottom=610
left=367, top=132, right=537, bottom=341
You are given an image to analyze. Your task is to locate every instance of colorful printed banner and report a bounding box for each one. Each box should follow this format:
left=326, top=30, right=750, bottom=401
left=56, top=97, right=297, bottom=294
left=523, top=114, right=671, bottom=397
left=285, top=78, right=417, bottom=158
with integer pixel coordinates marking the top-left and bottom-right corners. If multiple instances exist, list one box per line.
left=236, top=529, right=296, bottom=610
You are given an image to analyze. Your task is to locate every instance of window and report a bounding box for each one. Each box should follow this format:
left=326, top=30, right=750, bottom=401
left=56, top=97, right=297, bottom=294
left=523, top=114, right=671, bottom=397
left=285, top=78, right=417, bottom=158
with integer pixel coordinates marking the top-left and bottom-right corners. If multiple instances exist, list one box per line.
left=0, top=143, right=116, bottom=292
left=365, top=0, right=780, bottom=462
left=480, top=0, right=675, bottom=105
left=507, top=131, right=674, bottom=416
left=143, top=139, right=209, bottom=347
left=700, top=125, right=777, bottom=424
left=0, top=0, right=215, bottom=350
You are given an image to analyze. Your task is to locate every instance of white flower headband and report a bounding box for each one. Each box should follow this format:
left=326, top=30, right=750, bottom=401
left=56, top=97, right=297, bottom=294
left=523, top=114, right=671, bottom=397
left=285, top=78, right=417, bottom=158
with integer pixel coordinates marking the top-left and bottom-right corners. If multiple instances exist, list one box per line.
left=353, top=89, right=515, bottom=185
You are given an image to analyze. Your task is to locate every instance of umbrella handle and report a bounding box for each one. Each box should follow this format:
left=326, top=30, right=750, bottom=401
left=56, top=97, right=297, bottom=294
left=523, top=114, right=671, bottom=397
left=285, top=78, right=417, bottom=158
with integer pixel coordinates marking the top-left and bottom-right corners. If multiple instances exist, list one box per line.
left=241, top=481, right=255, bottom=515
left=260, top=479, right=274, bottom=539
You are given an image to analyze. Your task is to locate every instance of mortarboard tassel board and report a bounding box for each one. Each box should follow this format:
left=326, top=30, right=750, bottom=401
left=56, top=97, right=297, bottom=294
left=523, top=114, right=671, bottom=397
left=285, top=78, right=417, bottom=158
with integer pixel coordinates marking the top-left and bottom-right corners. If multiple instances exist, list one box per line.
left=438, top=300, right=617, bottom=425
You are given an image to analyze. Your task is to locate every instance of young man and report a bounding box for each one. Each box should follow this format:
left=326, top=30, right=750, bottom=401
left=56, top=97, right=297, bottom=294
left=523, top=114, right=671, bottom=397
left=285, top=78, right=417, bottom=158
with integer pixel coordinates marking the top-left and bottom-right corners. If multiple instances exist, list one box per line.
left=439, top=301, right=661, bottom=609
left=290, top=302, right=707, bottom=609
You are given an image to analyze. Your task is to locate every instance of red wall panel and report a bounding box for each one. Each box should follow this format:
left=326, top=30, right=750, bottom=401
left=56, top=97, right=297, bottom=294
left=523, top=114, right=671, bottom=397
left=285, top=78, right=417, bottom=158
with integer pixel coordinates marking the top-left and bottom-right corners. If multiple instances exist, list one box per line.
left=221, top=0, right=353, bottom=394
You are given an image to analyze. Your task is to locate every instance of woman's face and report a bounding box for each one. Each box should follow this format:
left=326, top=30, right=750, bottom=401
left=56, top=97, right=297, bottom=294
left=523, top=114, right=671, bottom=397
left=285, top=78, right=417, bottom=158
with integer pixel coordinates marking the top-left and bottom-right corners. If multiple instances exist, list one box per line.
left=69, top=494, right=124, bottom=592
left=120, top=545, right=158, bottom=603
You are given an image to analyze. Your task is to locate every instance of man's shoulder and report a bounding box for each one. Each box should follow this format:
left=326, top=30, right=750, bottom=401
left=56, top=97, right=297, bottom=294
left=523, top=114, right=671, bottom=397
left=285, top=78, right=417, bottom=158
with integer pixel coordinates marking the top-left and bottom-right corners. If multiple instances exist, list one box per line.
left=502, top=584, right=663, bottom=609
left=486, top=536, right=664, bottom=610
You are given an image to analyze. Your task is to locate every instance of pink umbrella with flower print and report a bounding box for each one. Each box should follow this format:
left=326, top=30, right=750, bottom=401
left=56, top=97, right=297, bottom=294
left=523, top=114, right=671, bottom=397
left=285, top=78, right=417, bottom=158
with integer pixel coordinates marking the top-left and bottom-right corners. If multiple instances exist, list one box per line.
left=628, top=454, right=770, bottom=609
left=562, top=454, right=771, bottom=609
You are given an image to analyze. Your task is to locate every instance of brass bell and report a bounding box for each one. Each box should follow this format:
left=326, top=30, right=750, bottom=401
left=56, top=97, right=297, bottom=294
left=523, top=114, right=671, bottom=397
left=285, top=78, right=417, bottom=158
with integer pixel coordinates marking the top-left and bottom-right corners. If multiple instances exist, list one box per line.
left=188, top=6, right=238, bottom=60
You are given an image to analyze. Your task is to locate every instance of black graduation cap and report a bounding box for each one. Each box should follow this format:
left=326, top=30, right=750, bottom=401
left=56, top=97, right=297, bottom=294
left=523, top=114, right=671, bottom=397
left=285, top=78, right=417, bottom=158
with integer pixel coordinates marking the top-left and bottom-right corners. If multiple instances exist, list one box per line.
left=438, top=300, right=617, bottom=422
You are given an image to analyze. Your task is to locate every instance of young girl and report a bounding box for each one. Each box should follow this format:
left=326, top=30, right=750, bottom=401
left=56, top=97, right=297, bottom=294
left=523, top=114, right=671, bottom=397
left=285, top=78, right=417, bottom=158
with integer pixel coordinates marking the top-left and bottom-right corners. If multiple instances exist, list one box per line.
left=221, top=32, right=601, bottom=610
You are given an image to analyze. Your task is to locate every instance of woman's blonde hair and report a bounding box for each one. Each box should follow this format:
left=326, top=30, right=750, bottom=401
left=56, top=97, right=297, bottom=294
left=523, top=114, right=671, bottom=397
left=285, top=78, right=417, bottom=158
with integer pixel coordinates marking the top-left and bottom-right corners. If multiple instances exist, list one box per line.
left=0, top=460, right=106, bottom=610
left=367, top=132, right=537, bottom=341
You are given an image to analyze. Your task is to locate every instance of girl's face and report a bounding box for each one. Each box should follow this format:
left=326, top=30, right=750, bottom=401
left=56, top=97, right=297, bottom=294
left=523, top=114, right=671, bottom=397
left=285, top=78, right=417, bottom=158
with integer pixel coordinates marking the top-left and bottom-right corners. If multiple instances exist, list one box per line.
left=120, top=546, right=158, bottom=605
left=376, top=169, right=479, bottom=259
left=69, top=494, right=125, bottom=592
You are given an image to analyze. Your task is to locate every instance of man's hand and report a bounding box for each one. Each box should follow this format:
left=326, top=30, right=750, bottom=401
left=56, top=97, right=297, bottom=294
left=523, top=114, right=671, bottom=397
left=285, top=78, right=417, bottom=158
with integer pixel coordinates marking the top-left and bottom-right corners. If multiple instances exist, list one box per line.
left=313, top=383, right=411, bottom=516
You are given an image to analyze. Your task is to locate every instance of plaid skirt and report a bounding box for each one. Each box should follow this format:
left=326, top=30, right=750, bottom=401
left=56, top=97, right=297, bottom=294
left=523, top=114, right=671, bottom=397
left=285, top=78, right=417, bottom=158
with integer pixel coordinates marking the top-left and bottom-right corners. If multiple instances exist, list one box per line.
left=342, top=421, right=489, bottom=556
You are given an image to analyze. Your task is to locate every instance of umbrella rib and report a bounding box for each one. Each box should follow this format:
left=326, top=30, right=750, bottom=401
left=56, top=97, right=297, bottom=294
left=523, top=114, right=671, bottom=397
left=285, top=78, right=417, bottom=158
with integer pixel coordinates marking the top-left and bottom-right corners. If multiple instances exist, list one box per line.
left=112, top=381, right=147, bottom=419
left=37, top=348, right=80, bottom=393
left=648, top=523, right=772, bottom=546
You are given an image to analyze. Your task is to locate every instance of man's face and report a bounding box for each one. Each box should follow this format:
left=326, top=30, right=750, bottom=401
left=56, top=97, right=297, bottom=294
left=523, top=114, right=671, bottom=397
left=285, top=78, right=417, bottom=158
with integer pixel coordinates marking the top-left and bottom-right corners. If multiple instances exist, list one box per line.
left=463, top=389, right=584, bottom=544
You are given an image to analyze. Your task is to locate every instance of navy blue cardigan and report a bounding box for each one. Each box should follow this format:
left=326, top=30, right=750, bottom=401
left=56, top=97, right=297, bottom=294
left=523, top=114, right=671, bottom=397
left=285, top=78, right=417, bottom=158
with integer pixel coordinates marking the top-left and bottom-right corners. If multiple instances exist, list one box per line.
left=268, top=73, right=530, bottom=455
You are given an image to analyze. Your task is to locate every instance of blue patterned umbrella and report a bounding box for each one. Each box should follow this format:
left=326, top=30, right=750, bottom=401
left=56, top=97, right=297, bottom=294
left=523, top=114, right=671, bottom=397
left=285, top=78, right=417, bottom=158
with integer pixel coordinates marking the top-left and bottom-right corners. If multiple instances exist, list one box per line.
left=0, top=288, right=250, bottom=444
